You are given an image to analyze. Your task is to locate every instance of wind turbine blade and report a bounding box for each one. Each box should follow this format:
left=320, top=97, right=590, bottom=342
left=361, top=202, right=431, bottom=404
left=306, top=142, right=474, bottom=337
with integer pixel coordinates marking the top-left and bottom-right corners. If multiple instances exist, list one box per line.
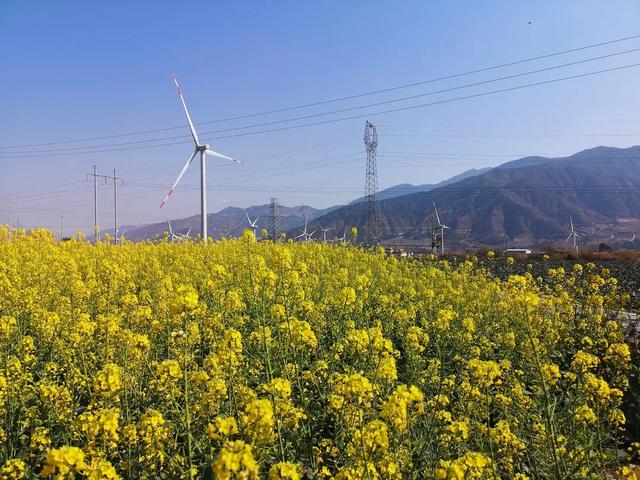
left=172, top=74, right=200, bottom=146
left=433, top=201, right=441, bottom=226
left=570, top=216, right=574, bottom=232
left=295, top=233, right=305, bottom=239
left=160, top=150, right=198, bottom=208
left=168, top=219, right=173, bottom=235
left=205, top=149, right=243, bottom=165
left=244, top=209, right=251, bottom=224
left=565, top=234, right=572, bottom=243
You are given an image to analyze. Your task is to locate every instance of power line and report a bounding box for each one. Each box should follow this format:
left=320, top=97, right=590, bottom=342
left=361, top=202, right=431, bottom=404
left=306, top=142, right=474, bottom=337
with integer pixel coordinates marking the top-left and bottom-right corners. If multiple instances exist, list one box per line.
left=121, top=184, right=640, bottom=194
left=138, top=47, right=640, bottom=137
left=200, top=62, right=640, bottom=142
left=4, top=149, right=640, bottom=207
left=3, top=33, right=640, bottom=150
left=5, top=150, right=640, bottom=207
left=3, top=60, right=639, bottom=160
left=382, top=133, right=640, bottom=138
left=4, top=47, right=640, bottom=156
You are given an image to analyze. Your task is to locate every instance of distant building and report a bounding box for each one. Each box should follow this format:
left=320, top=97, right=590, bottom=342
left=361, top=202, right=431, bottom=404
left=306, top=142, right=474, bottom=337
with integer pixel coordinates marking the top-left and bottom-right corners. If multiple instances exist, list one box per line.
left=504, top=248, right=532, bottom=255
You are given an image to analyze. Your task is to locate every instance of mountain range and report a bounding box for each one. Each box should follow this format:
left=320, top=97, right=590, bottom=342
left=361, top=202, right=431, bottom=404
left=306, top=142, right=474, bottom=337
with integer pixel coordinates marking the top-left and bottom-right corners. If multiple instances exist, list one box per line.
left=300, top=145, right=640, bottom=249
left=348, top=167, right=492, bottom=204
left=120, top=145, right=640, bottom=250
left=115, top=169, right=490, bottom=242
left=118, top=204, right=339, bottom=242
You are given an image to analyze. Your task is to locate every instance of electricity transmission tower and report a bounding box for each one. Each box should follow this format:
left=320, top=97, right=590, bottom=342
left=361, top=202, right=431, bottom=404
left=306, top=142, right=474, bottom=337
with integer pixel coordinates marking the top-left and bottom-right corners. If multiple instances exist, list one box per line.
left=87, top=166, right=124, bottom=244
left=362, top=121, right=380, bottom=246
left=269, top=197, right=280, bottom=241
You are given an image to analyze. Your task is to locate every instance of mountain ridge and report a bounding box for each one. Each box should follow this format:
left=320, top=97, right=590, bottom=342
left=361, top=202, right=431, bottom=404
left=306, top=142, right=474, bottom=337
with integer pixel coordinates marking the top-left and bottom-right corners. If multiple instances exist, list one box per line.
left=120, top=145, right=640, bottom=249
left=297, top=145, right=640, bottom=249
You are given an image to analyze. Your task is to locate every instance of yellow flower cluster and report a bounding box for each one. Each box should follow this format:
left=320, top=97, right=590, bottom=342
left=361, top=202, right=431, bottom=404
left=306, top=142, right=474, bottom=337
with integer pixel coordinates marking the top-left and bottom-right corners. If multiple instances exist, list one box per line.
left=0, top=227, right=634, bottom=478
left=213, top=440, right=259, bottom=480
left=380, top=384, right=423, bottom=432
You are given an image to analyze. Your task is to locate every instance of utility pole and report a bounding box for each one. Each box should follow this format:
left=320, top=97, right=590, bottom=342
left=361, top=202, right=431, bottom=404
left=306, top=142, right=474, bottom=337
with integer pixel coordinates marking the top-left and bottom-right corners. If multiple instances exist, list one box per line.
left=363, top=121, right=380, bottom=246
left=87, top=167, right=123, bottom=244
left=93, top=165, right=98, bottom=240
left=113, top=168, right=119, bottom=244
left=269, top=197, right=280, bottom=241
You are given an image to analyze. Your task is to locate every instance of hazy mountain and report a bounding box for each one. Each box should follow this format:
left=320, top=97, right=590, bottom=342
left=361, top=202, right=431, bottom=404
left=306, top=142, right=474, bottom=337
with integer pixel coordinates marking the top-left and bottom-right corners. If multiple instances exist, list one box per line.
left=349, top=168, right=492, bottom=204
left=494, top=156, right=551, bottom=170
left=118, top=167, right=491, bottom=242
left=298, top=146, right=640, bottom=249
left=121, top=204, right=340, bottom=242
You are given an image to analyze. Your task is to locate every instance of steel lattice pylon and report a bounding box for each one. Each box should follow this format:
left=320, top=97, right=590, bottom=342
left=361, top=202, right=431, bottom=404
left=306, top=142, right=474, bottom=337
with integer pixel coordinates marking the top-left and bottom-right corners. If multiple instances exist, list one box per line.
left=269, top=197, right=280, bottom=242
left=363, top=121, right=380, bottom=245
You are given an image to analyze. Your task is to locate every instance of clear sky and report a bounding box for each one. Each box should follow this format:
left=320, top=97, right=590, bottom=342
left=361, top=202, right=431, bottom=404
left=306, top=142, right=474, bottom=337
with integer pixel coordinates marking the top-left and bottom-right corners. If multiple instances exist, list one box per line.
left=2, top=0, right=640, bottom=235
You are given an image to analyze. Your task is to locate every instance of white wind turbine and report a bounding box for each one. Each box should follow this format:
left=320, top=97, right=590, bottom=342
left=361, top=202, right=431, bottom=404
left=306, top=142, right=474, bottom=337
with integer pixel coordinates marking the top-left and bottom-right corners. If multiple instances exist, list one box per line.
left=167, top=219, right=191, bottom=242
left=295, top=219, right=317, bottom=242
left=307, top=228, right=318, bottom=241
left=433, top=201, right=450, bottom=255
left=160, top=74, right=242, bottom=243
left=167, top=219, right=179, bottom=242
left=319, top=225, right=334, bottom=243
left=565, top=216, right=580, bottom=254
left=244, top=209, right=260, bottom=237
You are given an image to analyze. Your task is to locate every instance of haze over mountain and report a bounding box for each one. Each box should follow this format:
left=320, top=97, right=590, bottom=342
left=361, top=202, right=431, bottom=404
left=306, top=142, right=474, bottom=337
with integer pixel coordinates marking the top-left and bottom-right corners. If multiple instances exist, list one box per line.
left=349, top=168, right=492, bottom=204
left=114, top=169, right=491, bottom=241
left=121, top=146, right=640, bottom=249
left=299, top=145, right=640, bottom=249
left=119, top=204, right=339, bottom=242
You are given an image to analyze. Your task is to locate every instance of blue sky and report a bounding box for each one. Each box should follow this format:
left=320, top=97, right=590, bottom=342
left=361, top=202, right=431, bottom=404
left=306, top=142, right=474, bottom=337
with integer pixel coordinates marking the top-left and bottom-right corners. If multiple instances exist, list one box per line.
left=2, top=1, right=640, bottom=235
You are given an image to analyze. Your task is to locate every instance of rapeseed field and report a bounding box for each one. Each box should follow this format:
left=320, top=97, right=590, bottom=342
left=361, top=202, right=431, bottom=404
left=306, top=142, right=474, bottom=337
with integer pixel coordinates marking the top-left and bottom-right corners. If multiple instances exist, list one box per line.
left=0, top=227, right=636, bottom=479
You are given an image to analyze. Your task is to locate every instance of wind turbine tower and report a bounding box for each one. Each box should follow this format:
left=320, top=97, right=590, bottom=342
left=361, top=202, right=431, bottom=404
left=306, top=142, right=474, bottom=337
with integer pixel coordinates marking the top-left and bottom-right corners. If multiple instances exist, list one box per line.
left=244, top=209, right=260, bottom=237
left=320, top=225, right=334, bottom=243
left=269, top=197, right=280, bottom=241
left=362, top=121, right=380, bottom=246
left=160, top=75, right=242, bottom=243
left=432, top=201, right=450, bottom=255
left=565, top=216, right=580, bottom=254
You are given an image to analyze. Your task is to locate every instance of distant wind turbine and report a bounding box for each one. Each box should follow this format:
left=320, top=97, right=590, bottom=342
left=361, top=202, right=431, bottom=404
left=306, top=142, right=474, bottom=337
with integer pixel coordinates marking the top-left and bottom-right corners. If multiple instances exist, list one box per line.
left=565, top=216, right=580, bottom=254
left=432, top=201, right=450, bottom=254
left=167, top=219, right=191, bottom=242
left=160, top=74, right=242, bottom=243
left=320, top=225, right=334, bottom=243
left=295, top=219, right=317, bottom=242
left=244, top=209, right=260, bottom=237
left=167, top=219, right=178, bottom=242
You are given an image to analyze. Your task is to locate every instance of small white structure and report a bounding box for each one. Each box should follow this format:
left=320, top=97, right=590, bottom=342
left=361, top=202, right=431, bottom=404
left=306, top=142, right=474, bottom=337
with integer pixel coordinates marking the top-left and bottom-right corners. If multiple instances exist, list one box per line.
left=504, top=248, right=532, bottom=255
